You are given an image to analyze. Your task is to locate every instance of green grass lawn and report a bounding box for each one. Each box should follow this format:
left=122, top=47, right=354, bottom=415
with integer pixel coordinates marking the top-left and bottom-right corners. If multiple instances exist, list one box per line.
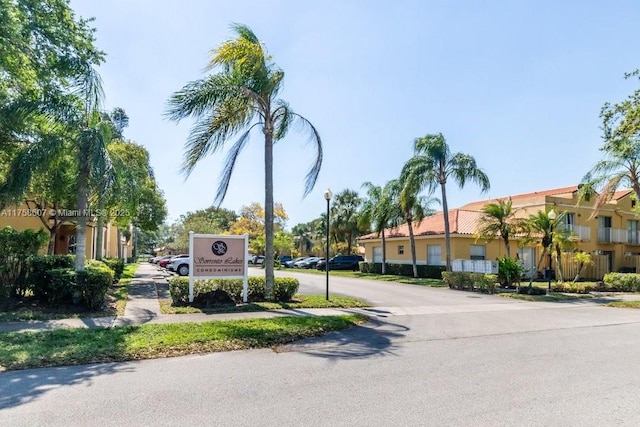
left=0, top=314, right=366, bottom=371
left=606, top=300, right=640, bottom=309
left=0, top=263, right=139, bottom=322
left=160, top=294, right=371, bottom=314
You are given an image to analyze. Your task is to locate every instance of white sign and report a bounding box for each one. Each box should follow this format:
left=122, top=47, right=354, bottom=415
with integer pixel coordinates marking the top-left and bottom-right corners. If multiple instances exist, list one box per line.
left=188, top=232, right=249, bottom=303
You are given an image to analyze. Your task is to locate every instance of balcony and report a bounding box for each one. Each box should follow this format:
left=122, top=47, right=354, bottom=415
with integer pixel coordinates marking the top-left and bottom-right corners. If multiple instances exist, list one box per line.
left=566, top=224, right=590, bottom=241
left=598, top=227, right=628, bottom=243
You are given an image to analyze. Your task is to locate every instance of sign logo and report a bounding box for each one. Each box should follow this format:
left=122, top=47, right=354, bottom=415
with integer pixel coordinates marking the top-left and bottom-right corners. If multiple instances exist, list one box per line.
left=211, top=240, right=228, bottom=256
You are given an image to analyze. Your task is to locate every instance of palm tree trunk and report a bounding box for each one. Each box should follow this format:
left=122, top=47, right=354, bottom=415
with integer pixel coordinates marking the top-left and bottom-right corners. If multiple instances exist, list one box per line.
left=264, top=124, right=275, bottom=300
left=75, top=158, right=90, bottom=271
left=381, top=229, right=387, bottom=275
left=95, top=216, right=104, bottom=260
left=408, top=217, right=418, bottom=278
left=440, top=182, right=452, bottom=271
left=555, top=245, right=563, bottom=283
left=503, top=236, right=511, bottom=258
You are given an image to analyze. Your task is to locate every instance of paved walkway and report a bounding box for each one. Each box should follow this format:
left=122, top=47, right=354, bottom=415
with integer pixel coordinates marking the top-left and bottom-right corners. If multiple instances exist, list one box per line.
left=1, top=263, right=640, bottom=334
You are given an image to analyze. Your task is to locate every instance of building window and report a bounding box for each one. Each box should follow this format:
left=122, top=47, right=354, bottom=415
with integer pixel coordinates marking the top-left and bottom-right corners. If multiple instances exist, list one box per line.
left=563, top=213, right=575, bottom=231
left=633, top=200, right=637, bottom=208
left=398, top=245, right=404, bottom=255
left=470, top=245, right=486, bottom=260
left=628, top=220, right=639, bottom=244
left=427, top=245, right=441, bottom=265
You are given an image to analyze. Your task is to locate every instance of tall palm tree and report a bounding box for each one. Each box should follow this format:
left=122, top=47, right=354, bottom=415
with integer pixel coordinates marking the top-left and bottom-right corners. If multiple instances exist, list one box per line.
left=291, top=223, right=313, bottom=256
left=475, top=198, right=519, bottom=258
left=166, top=24, right=322, bottom=299
left=389, top=178, right=438, bottom=278
left=401, top=133, right=490, bottom=272
left=520, top=209, right=565, bottom=287
left=360, top=181, right=402, bottom=274
left=580, top=137, right=640, bottom=215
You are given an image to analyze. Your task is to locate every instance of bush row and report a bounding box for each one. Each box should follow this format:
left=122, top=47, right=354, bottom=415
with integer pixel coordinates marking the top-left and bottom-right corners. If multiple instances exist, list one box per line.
left=441, top=272, right=498, bottom=294
left=28, top=255, right=119, bottom=309
left=168, top=276, right=300, bottom=305
left=359, top=262, right=446, bottom=279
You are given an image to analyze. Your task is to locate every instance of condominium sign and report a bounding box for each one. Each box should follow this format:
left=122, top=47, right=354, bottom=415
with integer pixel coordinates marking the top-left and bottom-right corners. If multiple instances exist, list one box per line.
left=188, top=232, right=248, bottom=303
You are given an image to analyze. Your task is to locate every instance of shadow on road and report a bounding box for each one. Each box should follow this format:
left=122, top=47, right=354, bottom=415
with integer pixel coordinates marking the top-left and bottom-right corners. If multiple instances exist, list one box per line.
left=278, top=317, right=409, bottom=360
left=0, top=363, right=134, bottom=411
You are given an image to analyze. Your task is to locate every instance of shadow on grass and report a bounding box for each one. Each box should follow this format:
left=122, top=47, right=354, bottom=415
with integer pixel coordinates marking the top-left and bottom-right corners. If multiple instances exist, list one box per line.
left=277, top=316, right=408, bottom=360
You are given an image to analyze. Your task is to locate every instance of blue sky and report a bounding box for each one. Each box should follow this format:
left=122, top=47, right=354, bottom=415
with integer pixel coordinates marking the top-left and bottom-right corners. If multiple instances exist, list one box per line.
left=69, top=0, right=640, bottom=229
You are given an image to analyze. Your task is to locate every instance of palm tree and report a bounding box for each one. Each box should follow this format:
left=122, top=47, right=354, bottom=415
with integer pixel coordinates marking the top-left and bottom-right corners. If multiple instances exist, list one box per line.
left=331, top=189, right=363, bottom=255
left=520, top=209, right=564, bottom=288
left=166, top=24, right=322, bottom=299
left=401, top=133, right=490, bottom=271
left=475, top=198, right=519, bottom=258
left=360, top=181, right=402, bottom=274
left=580, top=137, right=640, bottom=215
left=389, top=178, right=438, bottom=278
left=291, top=223, right=313, bottom=256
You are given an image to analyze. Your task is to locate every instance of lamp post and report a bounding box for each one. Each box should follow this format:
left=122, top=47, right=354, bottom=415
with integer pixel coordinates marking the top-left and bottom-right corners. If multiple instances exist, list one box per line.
left=547, top=209, right=556, bottom=295
left=324, top=188, right=332, bottom=300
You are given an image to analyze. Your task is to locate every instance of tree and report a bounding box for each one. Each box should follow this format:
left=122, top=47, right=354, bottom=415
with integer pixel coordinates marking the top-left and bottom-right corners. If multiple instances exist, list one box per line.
left=390, top=177, right=438, bottom=278
left=520, top=209, right=565, bottom=288
left=360, top=181, right=402, bottom=274
left=401, top=133, right=490, bottom=271
left=173, top=207, right=237, bottom=250
left=166, top=24, right=322, bottom=299
left=475, top=198, right=519, bottom=258
left=580, top=71, right=640, bottom=211
left=572, top=251, right=594, bottom=283
left=330, top=189, right=364, bottom=255
left=291, top=222, right=314, bottom=256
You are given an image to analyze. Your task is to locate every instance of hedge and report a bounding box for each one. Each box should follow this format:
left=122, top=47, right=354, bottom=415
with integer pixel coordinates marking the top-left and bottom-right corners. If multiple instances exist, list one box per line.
left=441, top=272, right=498, bottom=294
left=603, top=273, right=640, bottom=292
left=168, top=276, right=300, bottom=305
left=360, top=262, right=446, bottom=279
left=102, top=258, right=125, bottom=282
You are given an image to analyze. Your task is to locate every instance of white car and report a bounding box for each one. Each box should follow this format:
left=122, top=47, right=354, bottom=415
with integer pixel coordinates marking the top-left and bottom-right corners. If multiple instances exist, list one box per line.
left=167, top=255, right=190, bottom=275
left=248, top=255, right=265, bottom=265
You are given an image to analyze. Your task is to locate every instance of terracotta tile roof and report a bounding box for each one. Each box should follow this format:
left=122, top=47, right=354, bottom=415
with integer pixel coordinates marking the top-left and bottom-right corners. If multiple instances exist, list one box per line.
left=612, top=190, right=633, bottom=200
left=459, top=185, right=580, bottom=210
left=359, top=209, right=482, bottom=240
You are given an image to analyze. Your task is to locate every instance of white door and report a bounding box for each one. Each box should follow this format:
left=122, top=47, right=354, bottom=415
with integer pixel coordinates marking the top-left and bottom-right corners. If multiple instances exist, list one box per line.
left=373, top=246, right=382, bottom=263
left=518, top=247, right=536, bottom=279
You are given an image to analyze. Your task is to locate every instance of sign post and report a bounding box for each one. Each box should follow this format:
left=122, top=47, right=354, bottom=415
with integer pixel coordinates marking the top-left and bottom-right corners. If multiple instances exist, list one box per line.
left=188, top=232, right=249, bottom=303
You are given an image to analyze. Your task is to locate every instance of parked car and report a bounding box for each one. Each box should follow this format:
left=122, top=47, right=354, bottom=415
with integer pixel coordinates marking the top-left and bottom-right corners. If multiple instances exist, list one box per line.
left=284, top=257, right=306, bottom=268
left=165, top=254, right=189, bottom=271
left=279, top=256, right=292, bottom=265
left=168, top=256, right=191, bottom=276
left=292, top=257, right=313, bottom=268
left=248, top=255, right=265, bottom=265
left=316, top=255, right=364, bottom=271
left=157, top=255, right=176, bottom=268
left=297, top=256, right=324, bottom=269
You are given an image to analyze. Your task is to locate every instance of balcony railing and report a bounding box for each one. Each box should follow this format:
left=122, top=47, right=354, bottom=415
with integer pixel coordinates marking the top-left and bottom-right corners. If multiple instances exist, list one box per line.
left=598, top=227, right=628, bottom=243
left=565, top=224, right=590, bottom=241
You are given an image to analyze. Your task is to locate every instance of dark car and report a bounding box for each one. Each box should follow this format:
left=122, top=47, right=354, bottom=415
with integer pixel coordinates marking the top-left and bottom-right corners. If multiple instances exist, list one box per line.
left=297, top=256, right=324, bottom=269
left=316, top=255, right=364, bottom=271
left=285, top=257, right=307, bottom=268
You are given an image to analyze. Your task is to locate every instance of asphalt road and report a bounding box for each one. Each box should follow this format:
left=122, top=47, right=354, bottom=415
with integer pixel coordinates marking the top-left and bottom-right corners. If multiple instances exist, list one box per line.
left=2, top=271, right=640, bottom=426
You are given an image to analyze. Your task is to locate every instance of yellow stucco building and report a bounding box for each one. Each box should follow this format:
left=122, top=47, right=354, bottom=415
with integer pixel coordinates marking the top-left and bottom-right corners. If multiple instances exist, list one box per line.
left=0, top=204, right=133, bottom=259
left=358, top=185, right=640, bottom=280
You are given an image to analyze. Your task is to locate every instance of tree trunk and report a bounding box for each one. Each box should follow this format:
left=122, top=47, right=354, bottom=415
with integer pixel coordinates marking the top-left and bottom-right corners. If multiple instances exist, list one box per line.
left=117, top=229, right=122, bottom=259
left=503, top=236, right=511, bottom=258
left=264, top=122, right=275, bottom=300
left=95, top=215, right=104, bottom=260
left=440, top=182, right=452, bottom=271
left=381, top=229, right=387, bottom=275
left=408, top=216, right=418, bottom=278
left=75, top=159, right=90, bottom=271
left=555, top=245, right=563, bottom=283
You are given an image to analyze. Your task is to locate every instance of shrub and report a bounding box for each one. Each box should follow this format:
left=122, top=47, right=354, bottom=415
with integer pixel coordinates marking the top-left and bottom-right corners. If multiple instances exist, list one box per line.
left=30, top=255, right=75, bottom=301
left=473, top=273, right=498, bottom=294
left=442, top=271, right=496, bottom=293
left=518, top=285, right=546, bottom=295
left=498, top=257, right=523, bottom=287
left=39, top=268, right=76, bottom=305
left=102, top=258, right=125, bottom=282
left=603, top=272, right=640, bottom=292
left=0, top=226, right=48, bottom=298
left=75, top=267, right=113, bottom=310
left=168, top=276, right=300, bottom=305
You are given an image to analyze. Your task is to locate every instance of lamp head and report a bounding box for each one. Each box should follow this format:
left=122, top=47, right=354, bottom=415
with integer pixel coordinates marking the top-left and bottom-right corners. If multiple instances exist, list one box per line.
left=324, top=188, right=333, bottom=201
left=548, top=209, right=556, bottom=220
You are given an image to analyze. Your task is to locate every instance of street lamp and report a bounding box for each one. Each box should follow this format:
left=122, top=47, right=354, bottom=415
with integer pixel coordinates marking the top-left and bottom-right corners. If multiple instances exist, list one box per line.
left=547, top=208, right=556, bottom=295
left=324, top=188, right=332, bottom=300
